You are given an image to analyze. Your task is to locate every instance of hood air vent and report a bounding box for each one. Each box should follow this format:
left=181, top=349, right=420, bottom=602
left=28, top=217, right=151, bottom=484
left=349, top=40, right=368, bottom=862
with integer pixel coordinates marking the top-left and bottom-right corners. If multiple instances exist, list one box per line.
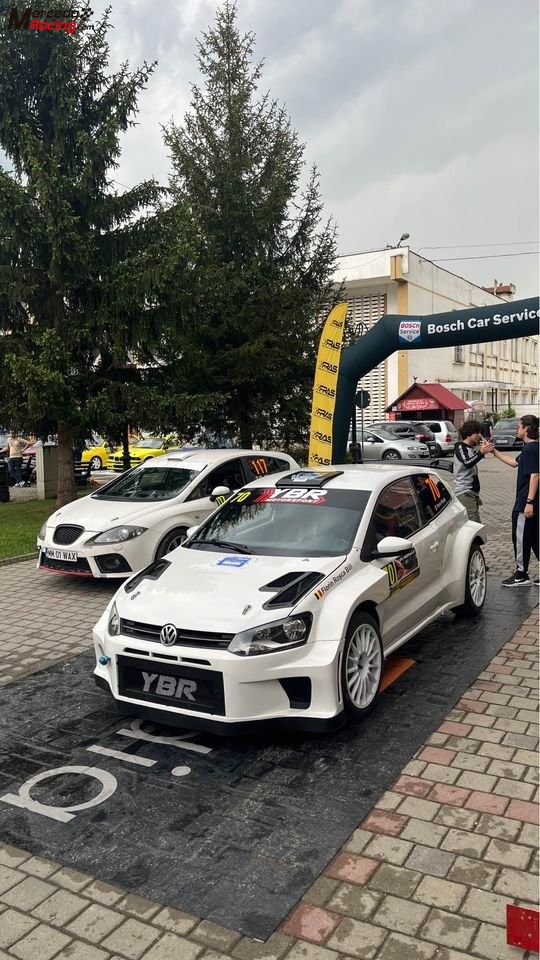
left=260, top=571, right=324, bottom=609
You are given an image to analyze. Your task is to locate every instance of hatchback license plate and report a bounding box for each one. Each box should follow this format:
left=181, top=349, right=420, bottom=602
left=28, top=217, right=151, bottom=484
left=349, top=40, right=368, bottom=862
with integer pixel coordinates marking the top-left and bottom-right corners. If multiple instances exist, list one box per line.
left=45, top=548, right=77, bottom=562
left=117, top=656, right=225, bottom=715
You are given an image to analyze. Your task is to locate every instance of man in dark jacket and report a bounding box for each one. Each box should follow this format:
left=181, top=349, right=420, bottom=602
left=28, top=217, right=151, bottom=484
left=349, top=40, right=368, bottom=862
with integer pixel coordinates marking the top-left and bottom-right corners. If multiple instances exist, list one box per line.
left=492, top=414, right=539, bottom=586
left=453, top=421, right=494, bottom=521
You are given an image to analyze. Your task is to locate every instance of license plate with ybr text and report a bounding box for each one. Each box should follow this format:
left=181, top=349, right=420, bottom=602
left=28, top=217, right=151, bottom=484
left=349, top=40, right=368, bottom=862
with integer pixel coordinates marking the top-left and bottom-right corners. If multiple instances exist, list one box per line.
left=44, top=548, right=78, bottom=562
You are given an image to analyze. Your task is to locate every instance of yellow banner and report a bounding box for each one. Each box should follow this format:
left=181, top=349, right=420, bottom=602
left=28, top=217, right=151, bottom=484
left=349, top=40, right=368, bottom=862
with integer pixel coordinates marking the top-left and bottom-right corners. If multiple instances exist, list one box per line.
left=308, top=302, right=348, bottom=467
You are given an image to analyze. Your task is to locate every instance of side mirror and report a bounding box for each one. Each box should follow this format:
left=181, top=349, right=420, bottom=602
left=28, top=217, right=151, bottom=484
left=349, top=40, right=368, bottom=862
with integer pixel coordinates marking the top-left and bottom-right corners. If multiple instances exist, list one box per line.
left=186, top=525, right=199, bottom=538
left=209, top=485, right=231, bottom=503
left=372, top=536, right=411, bottom=558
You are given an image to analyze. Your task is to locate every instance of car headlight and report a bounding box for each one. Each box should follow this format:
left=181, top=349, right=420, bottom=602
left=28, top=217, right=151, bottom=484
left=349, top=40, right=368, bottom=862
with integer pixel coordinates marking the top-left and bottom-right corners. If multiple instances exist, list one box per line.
left=86, top=525, right=147, bottom=544
left=38, top=522, right=47, bottom=540
left=108, top=601, right=120, bottom=636
left=228, top=614, right=312, bottom=656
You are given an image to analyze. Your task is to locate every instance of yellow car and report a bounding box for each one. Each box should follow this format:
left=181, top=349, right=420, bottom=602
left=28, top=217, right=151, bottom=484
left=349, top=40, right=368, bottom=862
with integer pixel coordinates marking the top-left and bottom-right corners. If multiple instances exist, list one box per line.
left=81, top=438, right=118, bottom=471
left=107, top=437, right=177, bottom=472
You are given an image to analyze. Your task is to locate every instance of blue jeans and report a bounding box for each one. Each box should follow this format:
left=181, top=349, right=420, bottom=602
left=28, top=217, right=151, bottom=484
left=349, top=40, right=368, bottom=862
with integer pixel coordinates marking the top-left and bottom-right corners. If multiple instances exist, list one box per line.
left=8, top=457, right=23, bottom=484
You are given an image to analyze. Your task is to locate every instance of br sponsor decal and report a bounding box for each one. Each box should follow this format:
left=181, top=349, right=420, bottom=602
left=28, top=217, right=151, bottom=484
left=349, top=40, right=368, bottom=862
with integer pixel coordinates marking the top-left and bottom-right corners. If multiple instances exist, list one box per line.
left=314, top=563, right=353, bottom=600
left=383, top=548, right=419, bottom=594
left=398, top=320, right=421, bottom=344
left=254, top=488, right=328, bottom=505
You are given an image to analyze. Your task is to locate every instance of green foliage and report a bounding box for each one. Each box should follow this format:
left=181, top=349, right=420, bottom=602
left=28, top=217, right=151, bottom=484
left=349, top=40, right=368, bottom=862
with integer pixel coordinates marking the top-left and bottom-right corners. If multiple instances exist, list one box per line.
left=160, top=0, right=339, bottom=448
left=499, top=406, right=517, bottom=419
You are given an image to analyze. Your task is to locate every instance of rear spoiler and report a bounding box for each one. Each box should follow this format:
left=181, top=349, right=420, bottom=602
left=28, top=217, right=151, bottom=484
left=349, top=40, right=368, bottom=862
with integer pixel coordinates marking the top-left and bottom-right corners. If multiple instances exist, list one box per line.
left=407, top=458, right=454, bottom=474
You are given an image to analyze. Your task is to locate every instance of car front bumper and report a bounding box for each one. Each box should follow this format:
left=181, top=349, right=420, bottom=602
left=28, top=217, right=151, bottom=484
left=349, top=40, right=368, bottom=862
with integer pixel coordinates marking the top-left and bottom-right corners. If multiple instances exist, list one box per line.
left=93, top=621, right=345, bottom=733
left=37, top=541, right=140, bottom=578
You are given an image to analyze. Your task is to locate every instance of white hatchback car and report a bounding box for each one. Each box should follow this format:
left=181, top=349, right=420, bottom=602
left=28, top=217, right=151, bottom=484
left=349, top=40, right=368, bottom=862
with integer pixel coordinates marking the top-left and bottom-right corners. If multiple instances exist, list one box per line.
left=93, top=465, right=487, bottom=733
left=37, top=449, right=298, bottom=578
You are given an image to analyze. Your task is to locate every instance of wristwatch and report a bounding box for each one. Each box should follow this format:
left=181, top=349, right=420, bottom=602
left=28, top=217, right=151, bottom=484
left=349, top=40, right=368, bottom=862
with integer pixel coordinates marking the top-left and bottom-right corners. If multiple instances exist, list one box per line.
left=526, top=499, right=534, bottom=504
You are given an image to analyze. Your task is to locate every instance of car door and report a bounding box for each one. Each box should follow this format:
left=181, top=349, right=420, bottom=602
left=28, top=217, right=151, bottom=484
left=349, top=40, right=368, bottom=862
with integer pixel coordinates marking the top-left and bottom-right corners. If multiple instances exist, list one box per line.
left=362, top=477, right=442, bottom=647
left=410, top=473, right=455, bottom=602
left=183, top=457, right=248, bottom=523
left=358, top=432, right=380, bottom=461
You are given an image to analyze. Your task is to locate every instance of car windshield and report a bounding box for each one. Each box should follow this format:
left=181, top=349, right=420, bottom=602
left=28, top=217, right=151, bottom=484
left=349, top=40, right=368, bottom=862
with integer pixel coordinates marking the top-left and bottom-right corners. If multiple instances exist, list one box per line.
left=186, top=486, right=371, bottom=557
left=93, top=465, right=200, bottom=501
left=133, top=439, right=166, bottom=449
left=494, top=420, right=518, bottom=433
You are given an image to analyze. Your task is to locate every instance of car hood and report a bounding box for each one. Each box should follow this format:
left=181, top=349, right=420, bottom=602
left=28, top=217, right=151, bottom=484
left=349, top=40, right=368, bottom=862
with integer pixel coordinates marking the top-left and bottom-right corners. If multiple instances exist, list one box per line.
left=117, top=549, right=349, bottom=632
left=46, top=494, right=177, bottom=532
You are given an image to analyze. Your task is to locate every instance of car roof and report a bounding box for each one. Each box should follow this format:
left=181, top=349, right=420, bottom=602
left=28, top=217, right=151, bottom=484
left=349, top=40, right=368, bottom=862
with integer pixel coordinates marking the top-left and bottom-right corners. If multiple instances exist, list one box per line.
left=143, top=449, right=293, bottom=469
left=244, top=464, right=433, bottom=492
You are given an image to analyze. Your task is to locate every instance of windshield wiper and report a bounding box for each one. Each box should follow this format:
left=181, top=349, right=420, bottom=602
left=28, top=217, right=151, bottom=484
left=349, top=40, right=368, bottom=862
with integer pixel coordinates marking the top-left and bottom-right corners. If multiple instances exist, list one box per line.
left=191, top=538, right=253, bottom=554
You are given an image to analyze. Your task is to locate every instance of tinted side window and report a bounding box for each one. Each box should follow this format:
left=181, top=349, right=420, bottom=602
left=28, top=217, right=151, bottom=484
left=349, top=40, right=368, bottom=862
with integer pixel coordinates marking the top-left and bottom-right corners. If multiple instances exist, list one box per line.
left=363, top=478, right=422, bottom=558
left=426, top=422, right=441, bottom=433
left=243, top=455, right=290, bottom=480
left=187, top=459, right=246, bottom=500
left=411, top=474, right=452, bottom=525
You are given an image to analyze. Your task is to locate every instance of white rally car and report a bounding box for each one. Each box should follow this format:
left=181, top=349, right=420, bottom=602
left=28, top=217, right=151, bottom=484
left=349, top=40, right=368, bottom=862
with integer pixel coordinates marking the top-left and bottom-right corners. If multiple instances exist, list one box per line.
left=93, top=465, right=487, bottom=733
left=37, top=449, right=297, bottom=578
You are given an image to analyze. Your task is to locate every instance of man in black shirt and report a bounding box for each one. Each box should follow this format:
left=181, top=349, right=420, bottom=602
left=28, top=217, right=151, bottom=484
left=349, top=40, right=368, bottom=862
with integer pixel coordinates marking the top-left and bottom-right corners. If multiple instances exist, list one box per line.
left=492, top=415, right=539, bottom=586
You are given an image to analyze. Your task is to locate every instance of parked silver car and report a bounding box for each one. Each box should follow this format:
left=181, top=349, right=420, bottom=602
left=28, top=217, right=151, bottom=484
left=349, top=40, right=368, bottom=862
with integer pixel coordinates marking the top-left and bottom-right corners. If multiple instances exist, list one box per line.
left=353, top=429, right=429, bottom=461
left=418, top=420, right=458, bottom=456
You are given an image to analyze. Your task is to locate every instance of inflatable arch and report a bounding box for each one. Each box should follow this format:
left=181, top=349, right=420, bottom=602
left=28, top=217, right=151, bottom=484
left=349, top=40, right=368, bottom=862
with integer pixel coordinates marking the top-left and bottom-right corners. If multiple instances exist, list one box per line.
left=331, top=296, right=539, bottom=463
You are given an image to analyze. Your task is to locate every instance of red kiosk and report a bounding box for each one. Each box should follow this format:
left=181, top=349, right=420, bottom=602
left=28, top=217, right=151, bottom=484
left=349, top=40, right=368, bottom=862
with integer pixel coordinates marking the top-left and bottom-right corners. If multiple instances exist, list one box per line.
left=386, top=382, right=469, bottom=427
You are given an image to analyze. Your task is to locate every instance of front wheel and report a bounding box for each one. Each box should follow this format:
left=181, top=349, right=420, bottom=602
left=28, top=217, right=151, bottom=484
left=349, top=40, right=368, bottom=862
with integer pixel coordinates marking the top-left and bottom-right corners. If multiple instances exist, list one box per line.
left=341, top=612, right=384, bottom=720
left=382, top=450, right=401, bottom=461
left=90, top=456, right=102, bottom=471
left=453, top=543, right=487, bottom=618
left=155, top=527, right=188, bottom=560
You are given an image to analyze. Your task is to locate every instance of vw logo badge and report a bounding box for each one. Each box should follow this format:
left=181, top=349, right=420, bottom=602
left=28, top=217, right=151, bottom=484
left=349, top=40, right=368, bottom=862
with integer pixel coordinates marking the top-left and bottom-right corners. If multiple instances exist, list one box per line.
left=160, top=623, right=177, bottom=646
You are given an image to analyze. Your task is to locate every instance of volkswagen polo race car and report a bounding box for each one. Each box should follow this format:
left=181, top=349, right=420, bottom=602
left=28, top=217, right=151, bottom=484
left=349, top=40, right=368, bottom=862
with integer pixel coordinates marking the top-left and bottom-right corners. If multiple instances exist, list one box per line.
left=93, top=465, right=487, bottom=733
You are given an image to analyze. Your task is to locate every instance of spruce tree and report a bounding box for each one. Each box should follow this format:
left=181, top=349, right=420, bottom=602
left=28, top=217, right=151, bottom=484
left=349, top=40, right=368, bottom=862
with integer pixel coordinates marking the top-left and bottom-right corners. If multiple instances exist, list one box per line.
left=163, top=0, right=339, bottom=449
left=0, top=7, right=163, bottom=504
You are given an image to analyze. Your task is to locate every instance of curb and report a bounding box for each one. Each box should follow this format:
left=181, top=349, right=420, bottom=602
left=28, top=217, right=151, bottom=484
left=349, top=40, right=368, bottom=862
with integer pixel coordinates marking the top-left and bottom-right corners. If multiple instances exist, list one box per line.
left=0, top=553, right=38, bottom=567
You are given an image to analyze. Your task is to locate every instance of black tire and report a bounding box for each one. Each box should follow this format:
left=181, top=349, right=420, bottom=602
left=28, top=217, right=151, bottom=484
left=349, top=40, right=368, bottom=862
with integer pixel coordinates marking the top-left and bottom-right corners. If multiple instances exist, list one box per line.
left=453, top=542, right=487, bottom=618
left=434, top=443, right=443, bottom=457
left=382, top=449, right=401, bottom=460
left=155, top=527, right=188, bottom=560
left=90, top=455, right=102, bottom=471
left=341, top=611, right=384, bottom=721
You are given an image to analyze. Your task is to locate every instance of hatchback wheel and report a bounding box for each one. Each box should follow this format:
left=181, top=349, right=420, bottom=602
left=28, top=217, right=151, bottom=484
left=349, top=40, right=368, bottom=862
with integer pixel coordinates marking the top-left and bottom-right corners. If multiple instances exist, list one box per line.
left=156, top=527, right=188, bottom=559
left=90, top=456, right=102, bottom=471
left=382, top=449, right=401, bottom=460
left=341, top=612, right=384, bottom=719
left=453, top=543, right=487, bottom=618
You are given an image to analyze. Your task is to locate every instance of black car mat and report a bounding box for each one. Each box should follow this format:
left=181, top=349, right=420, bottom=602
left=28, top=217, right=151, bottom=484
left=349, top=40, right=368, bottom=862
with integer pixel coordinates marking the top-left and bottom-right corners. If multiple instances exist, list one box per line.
left=0, top=581, right=536, bottom=939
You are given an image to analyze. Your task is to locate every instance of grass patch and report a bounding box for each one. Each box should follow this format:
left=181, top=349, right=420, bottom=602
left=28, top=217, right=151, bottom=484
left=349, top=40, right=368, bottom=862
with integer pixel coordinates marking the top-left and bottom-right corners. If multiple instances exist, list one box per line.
left=0, top=499, right=57, bottom=560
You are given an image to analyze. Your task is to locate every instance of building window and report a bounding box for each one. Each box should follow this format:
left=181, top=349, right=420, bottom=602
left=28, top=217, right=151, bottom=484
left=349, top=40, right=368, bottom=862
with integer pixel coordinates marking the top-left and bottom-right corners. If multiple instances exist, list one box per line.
left=454, top=346, right=464, bottom=363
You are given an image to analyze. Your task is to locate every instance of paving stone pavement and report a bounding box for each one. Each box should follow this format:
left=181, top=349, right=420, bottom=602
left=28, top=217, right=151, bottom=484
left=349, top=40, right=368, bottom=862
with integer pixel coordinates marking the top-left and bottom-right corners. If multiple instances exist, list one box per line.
left=0, top=458, right=538, bottom=958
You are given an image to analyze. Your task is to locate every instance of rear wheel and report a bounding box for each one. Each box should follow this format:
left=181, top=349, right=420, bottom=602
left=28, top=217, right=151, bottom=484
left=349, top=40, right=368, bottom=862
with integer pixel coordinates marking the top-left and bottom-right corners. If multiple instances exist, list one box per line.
left=434, top=443, right=443, bottom=457
left=90, top=455, right=102, bottom=470
left=341, top=612, right=384, bottom=720
left=156, top=527, right=188, bottom=560
left=382, top=449, right=401, bottom=460
left=453, top=543, right=487, bottom=618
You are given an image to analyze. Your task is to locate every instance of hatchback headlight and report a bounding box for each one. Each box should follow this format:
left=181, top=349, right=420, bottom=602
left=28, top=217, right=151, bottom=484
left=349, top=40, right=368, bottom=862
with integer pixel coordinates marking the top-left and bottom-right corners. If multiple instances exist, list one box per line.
left=87, top=526, right=147, bottom=544
left=38, top=522, right=47, bottom=540
left=228, top=614, right=312, bottom=657
left=108, top=601, right=120, bottom=636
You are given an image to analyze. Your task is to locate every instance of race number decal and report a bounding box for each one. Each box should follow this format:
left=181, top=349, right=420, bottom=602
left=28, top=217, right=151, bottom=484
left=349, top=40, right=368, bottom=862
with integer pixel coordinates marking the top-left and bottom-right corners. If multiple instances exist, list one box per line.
left=383, top=548, right=419, bottom=595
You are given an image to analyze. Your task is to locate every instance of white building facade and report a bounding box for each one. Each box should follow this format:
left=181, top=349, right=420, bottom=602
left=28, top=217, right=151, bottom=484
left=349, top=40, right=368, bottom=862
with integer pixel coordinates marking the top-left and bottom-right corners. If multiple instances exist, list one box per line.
left=333, top=247, right=538, bottom=423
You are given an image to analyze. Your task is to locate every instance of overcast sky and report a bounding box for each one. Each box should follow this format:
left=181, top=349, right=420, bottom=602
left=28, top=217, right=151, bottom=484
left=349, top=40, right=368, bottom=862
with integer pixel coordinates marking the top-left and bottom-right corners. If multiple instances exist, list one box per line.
left=87, top=1, right=539, bottom=298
